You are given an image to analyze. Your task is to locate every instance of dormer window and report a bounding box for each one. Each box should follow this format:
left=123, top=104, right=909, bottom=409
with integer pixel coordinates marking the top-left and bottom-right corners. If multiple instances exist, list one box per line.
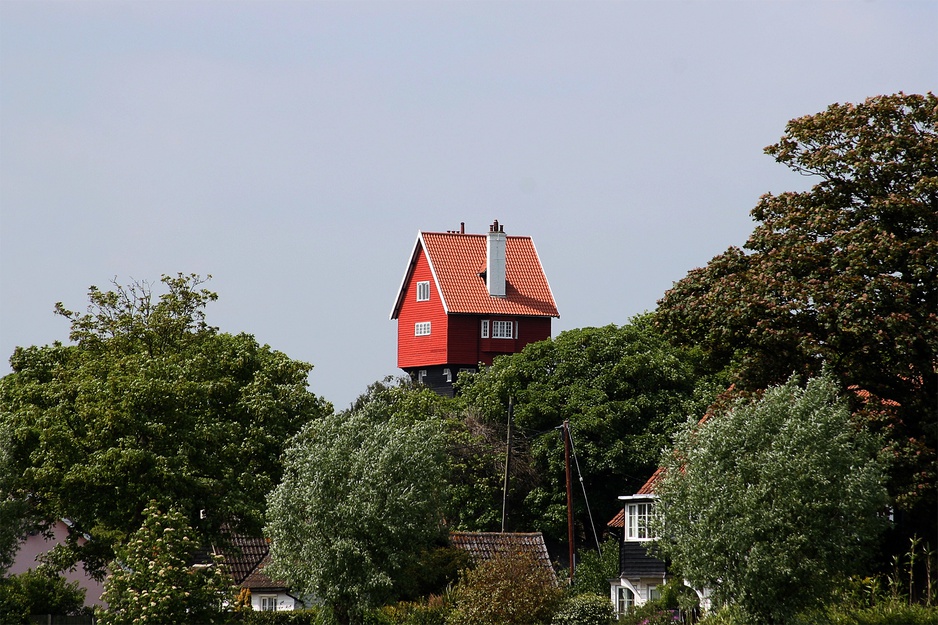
left=625, top=501, right=656, bottom=540
left=417, top=281, right=430, bottom=302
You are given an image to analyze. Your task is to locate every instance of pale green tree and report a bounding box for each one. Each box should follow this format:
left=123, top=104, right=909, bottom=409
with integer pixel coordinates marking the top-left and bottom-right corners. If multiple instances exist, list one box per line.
left=655, top=374, right=890, bottom=624
left=97, top=503, right=232, bottom=625
left=264, top=402, right=449, bottom=625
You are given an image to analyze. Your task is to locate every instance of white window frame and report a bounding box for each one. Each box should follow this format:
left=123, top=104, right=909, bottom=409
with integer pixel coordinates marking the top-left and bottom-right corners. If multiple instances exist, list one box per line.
left=416, top=281, right=430, bottom=302
left=415, top=322, right=431, bottom=336
left=259, top=595, right=278, bottom=611
left=481, top=319, right=489, bottom=338
left=491, top=320, right=514, bottom=339
left=617, top=586, right=634, bottom=614
left=417, top=369, right=427, bottom=383
left=626, top=502, right=656, bottom=540
left=443, top=368, right=452, bottom=383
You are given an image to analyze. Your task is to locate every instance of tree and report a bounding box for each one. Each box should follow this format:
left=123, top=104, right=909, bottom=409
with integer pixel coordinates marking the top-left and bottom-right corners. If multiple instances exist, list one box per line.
left=0, top=274, right=331, bottom=576
left=655, top=93, right=937, bottom=518
left=97, top=503, right=232, bottom=625
left=457, top=315, right=722, bottom=542
left=264, top=402, right=449, bottom=625
left=446, top=551, right=563, bottom=625
left=654, top=374, right=890, bottom=624
left=0, top=568, right=87, bottom=625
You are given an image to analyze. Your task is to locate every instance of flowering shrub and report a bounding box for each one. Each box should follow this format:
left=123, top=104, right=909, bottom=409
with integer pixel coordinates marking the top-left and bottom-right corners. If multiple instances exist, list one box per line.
left=97, top=502, right=233, bottom=625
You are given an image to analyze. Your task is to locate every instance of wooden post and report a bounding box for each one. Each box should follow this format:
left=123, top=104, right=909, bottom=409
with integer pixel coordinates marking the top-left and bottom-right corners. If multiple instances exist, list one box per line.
left=564, top=419, right=574, bottom=583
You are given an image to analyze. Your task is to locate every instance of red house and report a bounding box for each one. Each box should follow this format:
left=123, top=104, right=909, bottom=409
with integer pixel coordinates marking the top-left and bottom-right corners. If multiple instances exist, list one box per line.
left=390, top=220, right=560, bottom=396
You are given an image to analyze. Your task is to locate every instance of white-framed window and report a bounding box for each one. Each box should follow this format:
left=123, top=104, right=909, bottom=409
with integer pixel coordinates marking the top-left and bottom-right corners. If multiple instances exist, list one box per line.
left=492, top=320, right=514, bottom=339
left=418, top=370, right=427, bottom=383
left=415, top=322, right=431, bottom=336
left=481, top=319, right=489, bottom=338
left=259, top=595, right=278, bottom=611
left=417, top=281, right=430, bottom=302
left=443, top=368, right=452, bottom=383
left=617, top=586, right=634, bottom=614
left=626, top=502, right=656, bottom=540
left=648, top=585, right=661, bottom=602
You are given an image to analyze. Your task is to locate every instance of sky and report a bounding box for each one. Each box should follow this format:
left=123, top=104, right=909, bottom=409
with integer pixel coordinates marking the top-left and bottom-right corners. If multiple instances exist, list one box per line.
left=1, top=1, right=935, bottom=410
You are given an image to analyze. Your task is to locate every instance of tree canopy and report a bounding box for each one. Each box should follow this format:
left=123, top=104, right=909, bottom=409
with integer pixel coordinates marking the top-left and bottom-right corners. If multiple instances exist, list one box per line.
left=655, top=374, right=890, bottom=625
left=0, top=274, right=330, bottom=576
left=655, top=93, right=937, bottom=516
left=457, top=315, right=722, bottom=543
left=264, top=400, right=449, bottom=625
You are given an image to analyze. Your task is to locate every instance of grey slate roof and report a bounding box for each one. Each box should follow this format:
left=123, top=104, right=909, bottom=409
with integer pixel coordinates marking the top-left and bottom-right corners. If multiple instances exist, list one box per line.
left=450, top=531, right=555, bottom=577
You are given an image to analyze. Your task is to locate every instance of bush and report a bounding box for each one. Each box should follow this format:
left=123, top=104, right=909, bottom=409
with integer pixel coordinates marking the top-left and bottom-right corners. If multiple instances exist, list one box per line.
left=446, top=552, right=563, bottom=625
left=378, top=595, right=451, bottom=625
left=233, top=608, right=328, bottom=625
left=0, top=568, right=87, bottom=625
left=550, top=592, right=615, bottom=625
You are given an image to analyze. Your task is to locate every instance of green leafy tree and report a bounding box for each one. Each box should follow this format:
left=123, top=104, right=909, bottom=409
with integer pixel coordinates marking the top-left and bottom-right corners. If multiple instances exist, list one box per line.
left=0, top=274, right=331, bottom=576
left=655, top=93, right=937, bottom=520
left=97, top=502, right=232, bottom=625
left=264, top=402, right=449, bottom=625
left=571, top=537, right=620, bottom=597
left=0, top=567, right=87, bottom=625
left=446, top=551, right=563, bottom=625
left=457, top=315, right=722, bottom=541
left=655, top=374, right=890, bottom=624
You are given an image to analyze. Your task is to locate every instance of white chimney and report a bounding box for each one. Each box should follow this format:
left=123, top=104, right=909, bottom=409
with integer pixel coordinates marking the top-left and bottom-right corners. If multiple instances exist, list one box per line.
left=486, top=220, right=506, bottom=297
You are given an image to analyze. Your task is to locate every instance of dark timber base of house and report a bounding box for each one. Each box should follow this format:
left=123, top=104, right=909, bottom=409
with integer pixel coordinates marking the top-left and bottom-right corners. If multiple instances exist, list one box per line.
left=405, top=365, right=478, bottom=397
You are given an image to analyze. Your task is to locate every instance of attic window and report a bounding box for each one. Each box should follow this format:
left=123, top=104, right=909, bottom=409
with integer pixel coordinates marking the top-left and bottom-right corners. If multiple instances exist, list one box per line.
left=626, top=502, right=656, bottom=541
left=417, top=281, right=430, bottom=302
left=415, top=322, right=431, bottom=336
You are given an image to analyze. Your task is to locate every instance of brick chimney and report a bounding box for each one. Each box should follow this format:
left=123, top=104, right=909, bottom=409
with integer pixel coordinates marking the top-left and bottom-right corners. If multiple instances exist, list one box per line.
left=486, top=220, right=506, bottom=297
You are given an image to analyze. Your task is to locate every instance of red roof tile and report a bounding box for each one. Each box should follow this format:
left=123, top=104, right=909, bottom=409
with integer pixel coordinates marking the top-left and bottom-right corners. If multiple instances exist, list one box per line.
left=391, top=230, right=559, bottom=319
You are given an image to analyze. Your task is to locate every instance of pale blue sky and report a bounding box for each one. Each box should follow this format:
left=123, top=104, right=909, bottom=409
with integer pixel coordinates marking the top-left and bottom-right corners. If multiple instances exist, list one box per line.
left=1, top=1, right=935, bottom=409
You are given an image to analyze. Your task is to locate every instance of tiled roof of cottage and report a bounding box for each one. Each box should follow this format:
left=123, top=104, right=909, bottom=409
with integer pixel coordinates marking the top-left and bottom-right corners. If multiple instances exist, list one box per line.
left=391, top=228, right=559, bottom=319
left=450, top=531, right=554, bottom=576
left=221, top=535, right=269, bottom=584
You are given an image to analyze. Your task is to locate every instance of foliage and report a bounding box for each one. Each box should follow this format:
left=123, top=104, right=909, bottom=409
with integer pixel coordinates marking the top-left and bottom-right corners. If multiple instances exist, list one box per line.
left=571, top=537, right=619, bottom=597
left=378, top=594, right=453, bottom=625
left=0, top=274, right=331, bottom=576
left=0, top=567, right=87, bottom=625
left=457, top=316, right=722, bottom=541
left=655, top=374, right=890, bottom=624
left=446, top=551, right=563, bottom=625
left=550, top=592, right=615, bottom=625
left=264, top=402, right=449, bottom=625
left=393, top=545, right=470, bottom=602
left=231, top=609, right=328, bottom=625
left=97, top=502, right=232, bottom=625
left=655, top=93, right=937, bottom=519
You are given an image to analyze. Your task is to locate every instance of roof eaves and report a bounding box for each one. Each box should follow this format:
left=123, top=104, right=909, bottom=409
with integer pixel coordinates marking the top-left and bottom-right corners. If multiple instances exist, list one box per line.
left=390, top=234, right=424, bottom=320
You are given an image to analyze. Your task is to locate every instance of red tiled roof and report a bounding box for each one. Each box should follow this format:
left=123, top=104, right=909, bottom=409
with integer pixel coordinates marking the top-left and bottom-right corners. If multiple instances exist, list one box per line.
left=636, top=466, right=666, bottom=495
left=391, top=230, right=559, bottom=319
left=607, top=508, right=624, bottom=530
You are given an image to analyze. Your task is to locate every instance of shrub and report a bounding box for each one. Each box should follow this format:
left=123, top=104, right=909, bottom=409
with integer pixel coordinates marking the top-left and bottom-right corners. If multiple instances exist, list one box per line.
left=446, top=551, right=563, bottom=625
left=550, top=592, right=615, bottom=625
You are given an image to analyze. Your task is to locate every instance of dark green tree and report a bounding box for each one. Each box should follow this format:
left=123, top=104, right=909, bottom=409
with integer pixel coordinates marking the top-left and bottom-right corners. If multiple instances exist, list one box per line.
left=0, top=274, right=331, bottom=576
left=457, top=315, right=722, bottom=542
left=655, top=93, right=937, bottom=521
left=654, top=374, right=890, bottom=624
left=264, top=401, right=449, bottom=625
left=0, top=568, right=87, bottom=625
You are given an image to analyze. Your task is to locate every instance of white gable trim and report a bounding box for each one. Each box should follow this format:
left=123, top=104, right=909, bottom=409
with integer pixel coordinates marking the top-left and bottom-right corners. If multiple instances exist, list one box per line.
left=389, top=232, right=450, bottom=320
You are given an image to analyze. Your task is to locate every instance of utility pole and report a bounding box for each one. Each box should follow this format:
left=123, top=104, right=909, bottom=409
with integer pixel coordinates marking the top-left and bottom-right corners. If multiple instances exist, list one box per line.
left=564, top=419, right=574, bottom=583
left=501, top=397, right=513, bottom=532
